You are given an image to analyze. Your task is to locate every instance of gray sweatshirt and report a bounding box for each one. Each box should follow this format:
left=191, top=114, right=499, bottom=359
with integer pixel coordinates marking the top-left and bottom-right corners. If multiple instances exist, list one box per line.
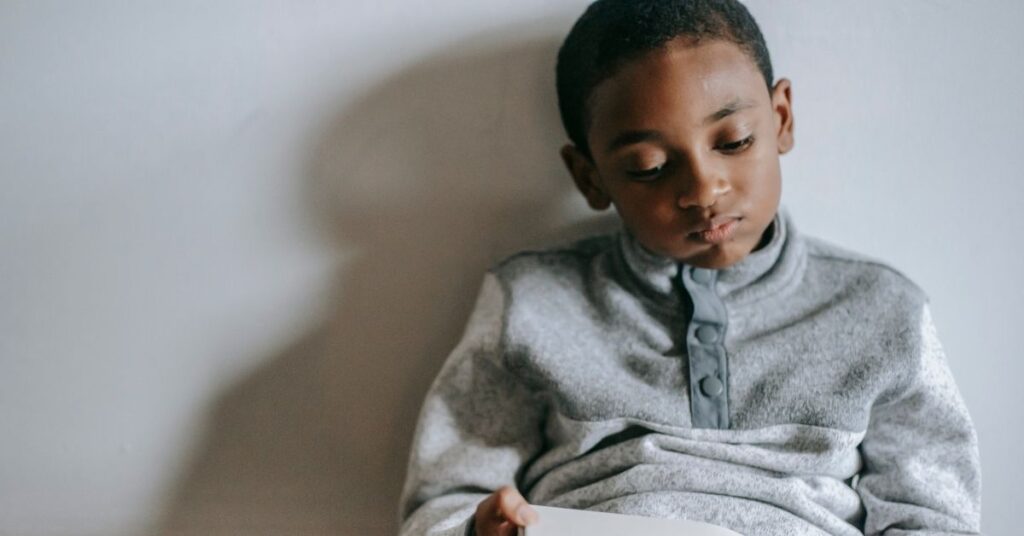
left=397, top=207, right=982, bottom=536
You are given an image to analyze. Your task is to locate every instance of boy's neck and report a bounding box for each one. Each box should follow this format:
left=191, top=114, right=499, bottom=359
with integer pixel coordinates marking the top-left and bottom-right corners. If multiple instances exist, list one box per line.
left=751, top=219, right=776, bottom=253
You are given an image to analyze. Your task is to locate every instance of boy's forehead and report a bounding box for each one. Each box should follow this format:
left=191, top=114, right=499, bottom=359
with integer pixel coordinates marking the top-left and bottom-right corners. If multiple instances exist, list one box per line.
left=586, top=39, right=767, bottom=139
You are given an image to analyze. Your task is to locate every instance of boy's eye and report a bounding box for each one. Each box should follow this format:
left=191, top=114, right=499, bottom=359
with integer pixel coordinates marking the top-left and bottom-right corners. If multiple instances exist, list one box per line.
left=626, top=165, right=665, bottom=180
left=717, top=135, right=755, bottom=153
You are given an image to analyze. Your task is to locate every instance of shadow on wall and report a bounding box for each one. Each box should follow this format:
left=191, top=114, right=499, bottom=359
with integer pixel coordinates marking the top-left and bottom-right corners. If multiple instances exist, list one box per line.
left=157, top=22, right=620, bottom=536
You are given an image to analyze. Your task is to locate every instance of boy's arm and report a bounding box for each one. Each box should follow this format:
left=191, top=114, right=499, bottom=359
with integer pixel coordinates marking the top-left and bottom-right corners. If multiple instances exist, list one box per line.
left=398, top=273, right=547, bottom=536
left=857, top=304, right=983, bottom=536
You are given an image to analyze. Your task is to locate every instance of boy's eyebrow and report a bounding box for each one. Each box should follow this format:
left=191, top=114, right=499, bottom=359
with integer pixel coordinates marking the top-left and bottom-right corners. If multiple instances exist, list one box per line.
left=703, top=98, right=756, bottom=125
left=605, top=130, right=665, bottom=153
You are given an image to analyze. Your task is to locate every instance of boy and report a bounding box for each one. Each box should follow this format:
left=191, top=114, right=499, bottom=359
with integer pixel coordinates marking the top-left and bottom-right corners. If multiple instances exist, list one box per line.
left=398, top=1, right=983, bottom=535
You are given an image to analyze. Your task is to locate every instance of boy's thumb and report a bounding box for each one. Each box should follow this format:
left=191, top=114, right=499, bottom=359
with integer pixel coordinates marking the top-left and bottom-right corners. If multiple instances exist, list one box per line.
left=515, top=504, right=539, bottom=525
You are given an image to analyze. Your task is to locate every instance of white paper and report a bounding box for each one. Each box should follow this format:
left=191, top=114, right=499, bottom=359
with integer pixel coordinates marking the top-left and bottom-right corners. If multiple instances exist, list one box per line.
left=518, top=505, right=743, bottom=536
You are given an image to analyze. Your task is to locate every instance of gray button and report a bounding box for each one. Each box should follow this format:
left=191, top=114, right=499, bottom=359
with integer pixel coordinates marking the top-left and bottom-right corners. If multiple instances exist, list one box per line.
left=691, top=268, right=714, bottom=284
left=696, top=324, right=719, bottom=343
left=700, top=376, right=724, bottom=397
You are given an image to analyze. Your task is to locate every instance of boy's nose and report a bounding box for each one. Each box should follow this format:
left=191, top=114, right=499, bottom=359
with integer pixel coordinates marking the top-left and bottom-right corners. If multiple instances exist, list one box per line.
left=675, top=158, right=732, bottom=210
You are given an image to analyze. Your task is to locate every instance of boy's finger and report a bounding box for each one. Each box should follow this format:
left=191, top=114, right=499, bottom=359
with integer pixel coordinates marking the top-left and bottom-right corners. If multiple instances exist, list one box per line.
left=475, top=492, right=510, bottom=536
left=476, top=486, right=538, bottom=534
left=495, top=486, right=538, bottom=525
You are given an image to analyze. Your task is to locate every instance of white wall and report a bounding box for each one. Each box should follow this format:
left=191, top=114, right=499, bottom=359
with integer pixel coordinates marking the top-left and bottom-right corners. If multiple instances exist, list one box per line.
left=1, top=2, right=1020, bottom=535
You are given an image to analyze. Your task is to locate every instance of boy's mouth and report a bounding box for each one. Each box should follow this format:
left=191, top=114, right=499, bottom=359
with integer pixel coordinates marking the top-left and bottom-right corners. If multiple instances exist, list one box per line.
left=689, top=217, right=740, bottom=244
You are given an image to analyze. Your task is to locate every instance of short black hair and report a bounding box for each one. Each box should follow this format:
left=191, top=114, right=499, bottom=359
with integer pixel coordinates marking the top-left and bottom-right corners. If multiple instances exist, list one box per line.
left=556, top=0, right=774, bottom=157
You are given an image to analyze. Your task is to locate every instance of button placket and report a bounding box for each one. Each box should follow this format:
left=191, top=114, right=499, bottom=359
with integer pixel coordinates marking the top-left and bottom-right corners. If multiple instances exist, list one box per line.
left=680, top=265, right=731, bottom=429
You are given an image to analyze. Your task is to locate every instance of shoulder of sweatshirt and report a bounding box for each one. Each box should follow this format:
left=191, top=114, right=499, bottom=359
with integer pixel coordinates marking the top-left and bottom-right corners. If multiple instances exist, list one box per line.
left=801, top=232, right=930, bottom=306
left=488, top=231, right=619, bottom=287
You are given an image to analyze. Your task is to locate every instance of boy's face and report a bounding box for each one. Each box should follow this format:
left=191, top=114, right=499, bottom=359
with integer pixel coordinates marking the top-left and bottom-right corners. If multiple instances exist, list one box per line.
left=561, top=38, right=794, bottom=269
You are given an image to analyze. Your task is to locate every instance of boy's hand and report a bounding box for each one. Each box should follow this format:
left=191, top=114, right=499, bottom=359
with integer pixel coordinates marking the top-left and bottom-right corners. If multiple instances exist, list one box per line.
left=473, top=485, right=539, bottom=536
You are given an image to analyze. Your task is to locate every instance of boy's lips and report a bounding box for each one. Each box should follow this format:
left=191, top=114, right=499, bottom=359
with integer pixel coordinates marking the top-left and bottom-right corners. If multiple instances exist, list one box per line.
left=689, top=216, right=740, bottom=244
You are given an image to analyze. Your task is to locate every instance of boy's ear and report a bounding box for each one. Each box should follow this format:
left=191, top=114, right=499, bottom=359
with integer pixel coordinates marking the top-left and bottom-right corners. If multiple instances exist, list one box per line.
left=771, top=78, right=795, bottom=155
left=560, top=144, right=612, bottom=211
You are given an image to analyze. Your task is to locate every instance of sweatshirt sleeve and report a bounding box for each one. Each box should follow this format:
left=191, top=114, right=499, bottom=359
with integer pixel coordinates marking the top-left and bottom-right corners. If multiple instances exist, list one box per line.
left=397, top=273, right=548, bottom=536
left=857, top=304, right=983, bottom=536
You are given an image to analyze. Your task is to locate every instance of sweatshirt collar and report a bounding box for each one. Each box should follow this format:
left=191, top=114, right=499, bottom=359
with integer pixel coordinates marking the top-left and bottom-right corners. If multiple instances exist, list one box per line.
left=616, top=206, right=805, bottom=307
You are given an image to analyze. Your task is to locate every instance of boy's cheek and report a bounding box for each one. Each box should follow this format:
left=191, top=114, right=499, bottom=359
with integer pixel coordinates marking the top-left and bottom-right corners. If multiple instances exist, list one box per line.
left=620, top=198, right=681, bottom=232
